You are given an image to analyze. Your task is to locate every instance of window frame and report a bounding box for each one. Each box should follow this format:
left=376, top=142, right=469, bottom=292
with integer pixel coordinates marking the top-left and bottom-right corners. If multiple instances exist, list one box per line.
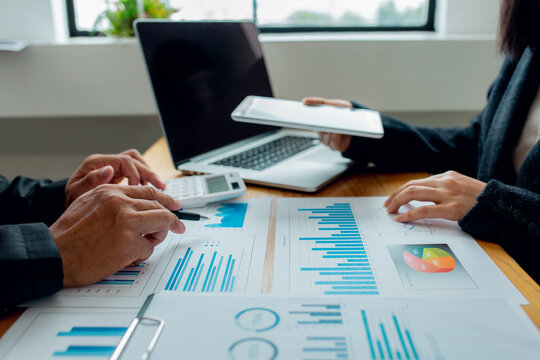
left=66, top=0, right=436, bottom=37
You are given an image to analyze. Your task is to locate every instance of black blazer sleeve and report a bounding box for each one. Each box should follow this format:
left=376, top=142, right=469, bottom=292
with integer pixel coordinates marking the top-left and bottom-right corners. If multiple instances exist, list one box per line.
left=0, top=223, right=63, bottom=311
left=343, top=102, right=481, bottom=177
left=0, top=175, right=66, bottom=311
left=459, top=180, right=540, bottom=279
left=0, top=175, right=67, bottom=226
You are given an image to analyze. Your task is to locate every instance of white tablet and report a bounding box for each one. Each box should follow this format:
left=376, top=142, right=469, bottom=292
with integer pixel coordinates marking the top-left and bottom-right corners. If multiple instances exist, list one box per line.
left=231, top=96, right=384, bottom=138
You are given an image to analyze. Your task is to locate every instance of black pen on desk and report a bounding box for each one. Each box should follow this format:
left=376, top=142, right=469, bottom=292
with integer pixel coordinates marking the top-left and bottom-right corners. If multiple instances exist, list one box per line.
left=171, top=210, right=209, bottom=221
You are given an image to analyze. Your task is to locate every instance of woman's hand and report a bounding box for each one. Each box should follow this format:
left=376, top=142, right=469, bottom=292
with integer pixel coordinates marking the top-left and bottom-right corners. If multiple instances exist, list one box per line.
left=65, top=149, right=166, bottom=207
left=384, top=171, right=487, bottom=222
left=303, top=97, right=353, bottom=152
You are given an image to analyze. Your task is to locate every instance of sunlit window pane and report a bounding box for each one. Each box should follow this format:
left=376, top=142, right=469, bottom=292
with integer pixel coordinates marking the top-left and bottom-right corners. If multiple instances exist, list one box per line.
left=169, top=0, right=252, bottom=21
left=73, top=0, right=108, bottom=31
left=69, top=0, right=432, bottom=35
left=256, top=0, right=429, bottom=28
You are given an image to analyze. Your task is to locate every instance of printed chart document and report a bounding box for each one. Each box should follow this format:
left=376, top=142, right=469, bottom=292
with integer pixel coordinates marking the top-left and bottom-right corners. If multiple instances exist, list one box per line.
left=3, top=296, right=539, bottom=360
left=28, top=199, right=271, bottom=308
left=114, top=294, right=539, bottom=360
left=0, top=307, right=136, bottom=359
left=273, top=197, right=526, bottom=304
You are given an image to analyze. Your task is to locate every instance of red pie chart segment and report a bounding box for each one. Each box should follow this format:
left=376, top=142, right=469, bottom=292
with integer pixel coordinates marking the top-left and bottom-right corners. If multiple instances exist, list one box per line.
left=403, top=247, right=456, bottom=273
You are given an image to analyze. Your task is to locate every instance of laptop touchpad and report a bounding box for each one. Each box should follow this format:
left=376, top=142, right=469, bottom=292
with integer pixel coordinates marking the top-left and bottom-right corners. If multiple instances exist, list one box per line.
left=299, top=146, right=348, bottom=163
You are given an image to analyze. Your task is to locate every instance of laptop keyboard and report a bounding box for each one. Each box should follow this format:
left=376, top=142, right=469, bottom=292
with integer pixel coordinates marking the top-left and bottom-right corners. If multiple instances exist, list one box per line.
left=211, top=136, right=318, bottom=171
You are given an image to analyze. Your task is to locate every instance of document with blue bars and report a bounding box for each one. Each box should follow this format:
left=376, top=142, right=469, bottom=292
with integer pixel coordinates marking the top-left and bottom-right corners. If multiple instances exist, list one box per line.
left=273, top=197, right=526, bottom=304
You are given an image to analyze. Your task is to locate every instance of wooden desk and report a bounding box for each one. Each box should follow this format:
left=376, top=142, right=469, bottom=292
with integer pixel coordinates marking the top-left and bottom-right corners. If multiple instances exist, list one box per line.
left=2, top=138, right=539, bottom=338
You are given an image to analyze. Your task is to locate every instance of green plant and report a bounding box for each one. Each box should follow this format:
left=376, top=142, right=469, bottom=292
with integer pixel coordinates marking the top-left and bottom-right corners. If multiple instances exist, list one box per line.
left=94, top=0, right=177, bottom=37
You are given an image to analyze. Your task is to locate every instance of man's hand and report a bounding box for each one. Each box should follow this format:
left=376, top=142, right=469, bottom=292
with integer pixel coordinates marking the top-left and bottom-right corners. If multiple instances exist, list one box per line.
left=384, top=171, right=487, bottom=222
left=50, top=184, right=185, bottom=287
left=303, top=97, right=353, bottom=152
left=65, top=149, right=167, bottom=207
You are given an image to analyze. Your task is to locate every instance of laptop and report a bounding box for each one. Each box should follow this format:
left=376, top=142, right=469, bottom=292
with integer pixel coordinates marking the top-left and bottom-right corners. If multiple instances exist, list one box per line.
left=135, top=20, right=352, bottom=192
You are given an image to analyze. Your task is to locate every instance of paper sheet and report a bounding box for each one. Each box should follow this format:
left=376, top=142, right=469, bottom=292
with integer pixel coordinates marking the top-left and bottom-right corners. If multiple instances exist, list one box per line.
left=0, top=40, right=28, bottom=52
left=27, top=198, right=271, bottom=308
left=0, top=307, right=136, bottom=359
left=118, top=293, right=540, bottom=360
left=273, top=197, right=527, bottom=304
left=3, top=295, right=539, bottom=360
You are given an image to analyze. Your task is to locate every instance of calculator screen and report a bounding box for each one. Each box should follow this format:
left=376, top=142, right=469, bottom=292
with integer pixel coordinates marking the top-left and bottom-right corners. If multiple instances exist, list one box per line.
left=205, top=176, right=229, bottom=193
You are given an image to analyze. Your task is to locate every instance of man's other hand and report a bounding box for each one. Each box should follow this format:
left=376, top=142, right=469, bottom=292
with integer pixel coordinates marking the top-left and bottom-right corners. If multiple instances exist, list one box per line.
left=65, top=149, right=167, bottom=207
left=50, top=184, right=185, bottom=287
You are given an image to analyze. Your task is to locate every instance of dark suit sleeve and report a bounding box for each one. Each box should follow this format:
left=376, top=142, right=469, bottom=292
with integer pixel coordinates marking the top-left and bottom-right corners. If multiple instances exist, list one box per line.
left=458, top=180, right=540, bottom=280
left=0, top=175, right=66, bottom=311
left=343, top=103, right=482, bottom=177
left=0, top=223, right=63, bottom=311
left=0, top=175, right=67, bottom=226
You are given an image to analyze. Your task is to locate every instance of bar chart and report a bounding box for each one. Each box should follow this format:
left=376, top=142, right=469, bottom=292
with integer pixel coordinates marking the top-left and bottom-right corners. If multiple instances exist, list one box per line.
left=54, top=324, right=127, bottom=357
left=37, top=199, right=270, bottom=307
left=58, top=240, right=170, bottom=298
left=0, top=309, right=135, bottom=360
left=289, top=304, right=344, bottom=326
left=95, top=263, right=145, bottom=286
left=53, top=345, right=117, bottom=357
left=302, top=336, right=350, bottom=360
left=162, top=235, right=255, bottom=293
left=291, top=202, right=379, bottom=295
left=361, top=308, right=419, bottom=360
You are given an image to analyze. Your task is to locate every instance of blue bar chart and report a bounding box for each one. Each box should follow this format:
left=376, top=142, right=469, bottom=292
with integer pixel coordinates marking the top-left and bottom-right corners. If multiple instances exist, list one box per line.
left=289, top=304, right=344, bottom=326
left=162, top=236, right=254, bottom=293
left=302, top=336, right=350, bottom=360
left=361, top=309, right=419, bottom=360
left=53, top=345, right=117, bottom=357
left=95, top=263, right=145, bottom=286
left=58, top=240, right=170, bottom=299
left=0, top=309, right=135, bottom=359
left=57, top=327, right=127, bottom=337
left=53, top=325, right=127, bottom=357
left=294, top=203, right=379, bottom=295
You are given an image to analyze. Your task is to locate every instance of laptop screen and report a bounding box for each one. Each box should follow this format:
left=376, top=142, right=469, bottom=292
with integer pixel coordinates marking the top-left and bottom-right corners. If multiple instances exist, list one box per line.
left=136, top=21, right=278, bottom=165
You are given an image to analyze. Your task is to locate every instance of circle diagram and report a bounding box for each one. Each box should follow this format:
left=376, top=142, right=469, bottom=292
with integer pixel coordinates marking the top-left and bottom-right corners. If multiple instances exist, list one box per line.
left=228, top=338, right=278, bottom=360
left=403, top=246, right=456, bottom=273
left=235, top=308, right=280, bottom=332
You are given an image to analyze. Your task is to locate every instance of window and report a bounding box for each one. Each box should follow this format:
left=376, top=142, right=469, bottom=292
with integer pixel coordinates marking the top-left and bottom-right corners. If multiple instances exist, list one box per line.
left=66, top=0, right=436, bottom=37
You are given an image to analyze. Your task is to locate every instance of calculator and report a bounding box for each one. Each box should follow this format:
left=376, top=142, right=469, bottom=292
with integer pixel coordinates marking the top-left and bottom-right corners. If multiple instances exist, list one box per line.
left=164, top=172, right=247, bottom=208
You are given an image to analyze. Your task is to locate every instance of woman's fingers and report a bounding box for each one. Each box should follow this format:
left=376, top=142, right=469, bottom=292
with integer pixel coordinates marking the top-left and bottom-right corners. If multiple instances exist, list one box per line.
left=395, top=204, right=453, bottom=222
left=386, top=185, right=444, bottom=214
left=384, top=171, right=487, bottom=222
left=384, top=178, right=441, bottom=208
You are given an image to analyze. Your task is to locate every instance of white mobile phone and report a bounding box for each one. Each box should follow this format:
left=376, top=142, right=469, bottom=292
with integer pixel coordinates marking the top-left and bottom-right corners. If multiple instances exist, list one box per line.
left=164, top=172, right=246, bottom=208
left=232, top=96, right=384, bottom=139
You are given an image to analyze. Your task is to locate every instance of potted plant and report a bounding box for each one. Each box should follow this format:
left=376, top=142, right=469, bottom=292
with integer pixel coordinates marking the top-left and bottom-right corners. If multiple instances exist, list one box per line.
left=94, top=0, right=177, bottom=37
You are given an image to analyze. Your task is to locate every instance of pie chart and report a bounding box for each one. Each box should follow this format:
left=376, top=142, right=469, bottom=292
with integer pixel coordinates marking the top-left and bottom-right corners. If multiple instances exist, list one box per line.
left=402, top=246, right=456, bottom=273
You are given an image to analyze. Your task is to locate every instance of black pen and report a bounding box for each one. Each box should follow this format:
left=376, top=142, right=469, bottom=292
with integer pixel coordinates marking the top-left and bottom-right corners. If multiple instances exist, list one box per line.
left=171, top=210, right=209, bottom=221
